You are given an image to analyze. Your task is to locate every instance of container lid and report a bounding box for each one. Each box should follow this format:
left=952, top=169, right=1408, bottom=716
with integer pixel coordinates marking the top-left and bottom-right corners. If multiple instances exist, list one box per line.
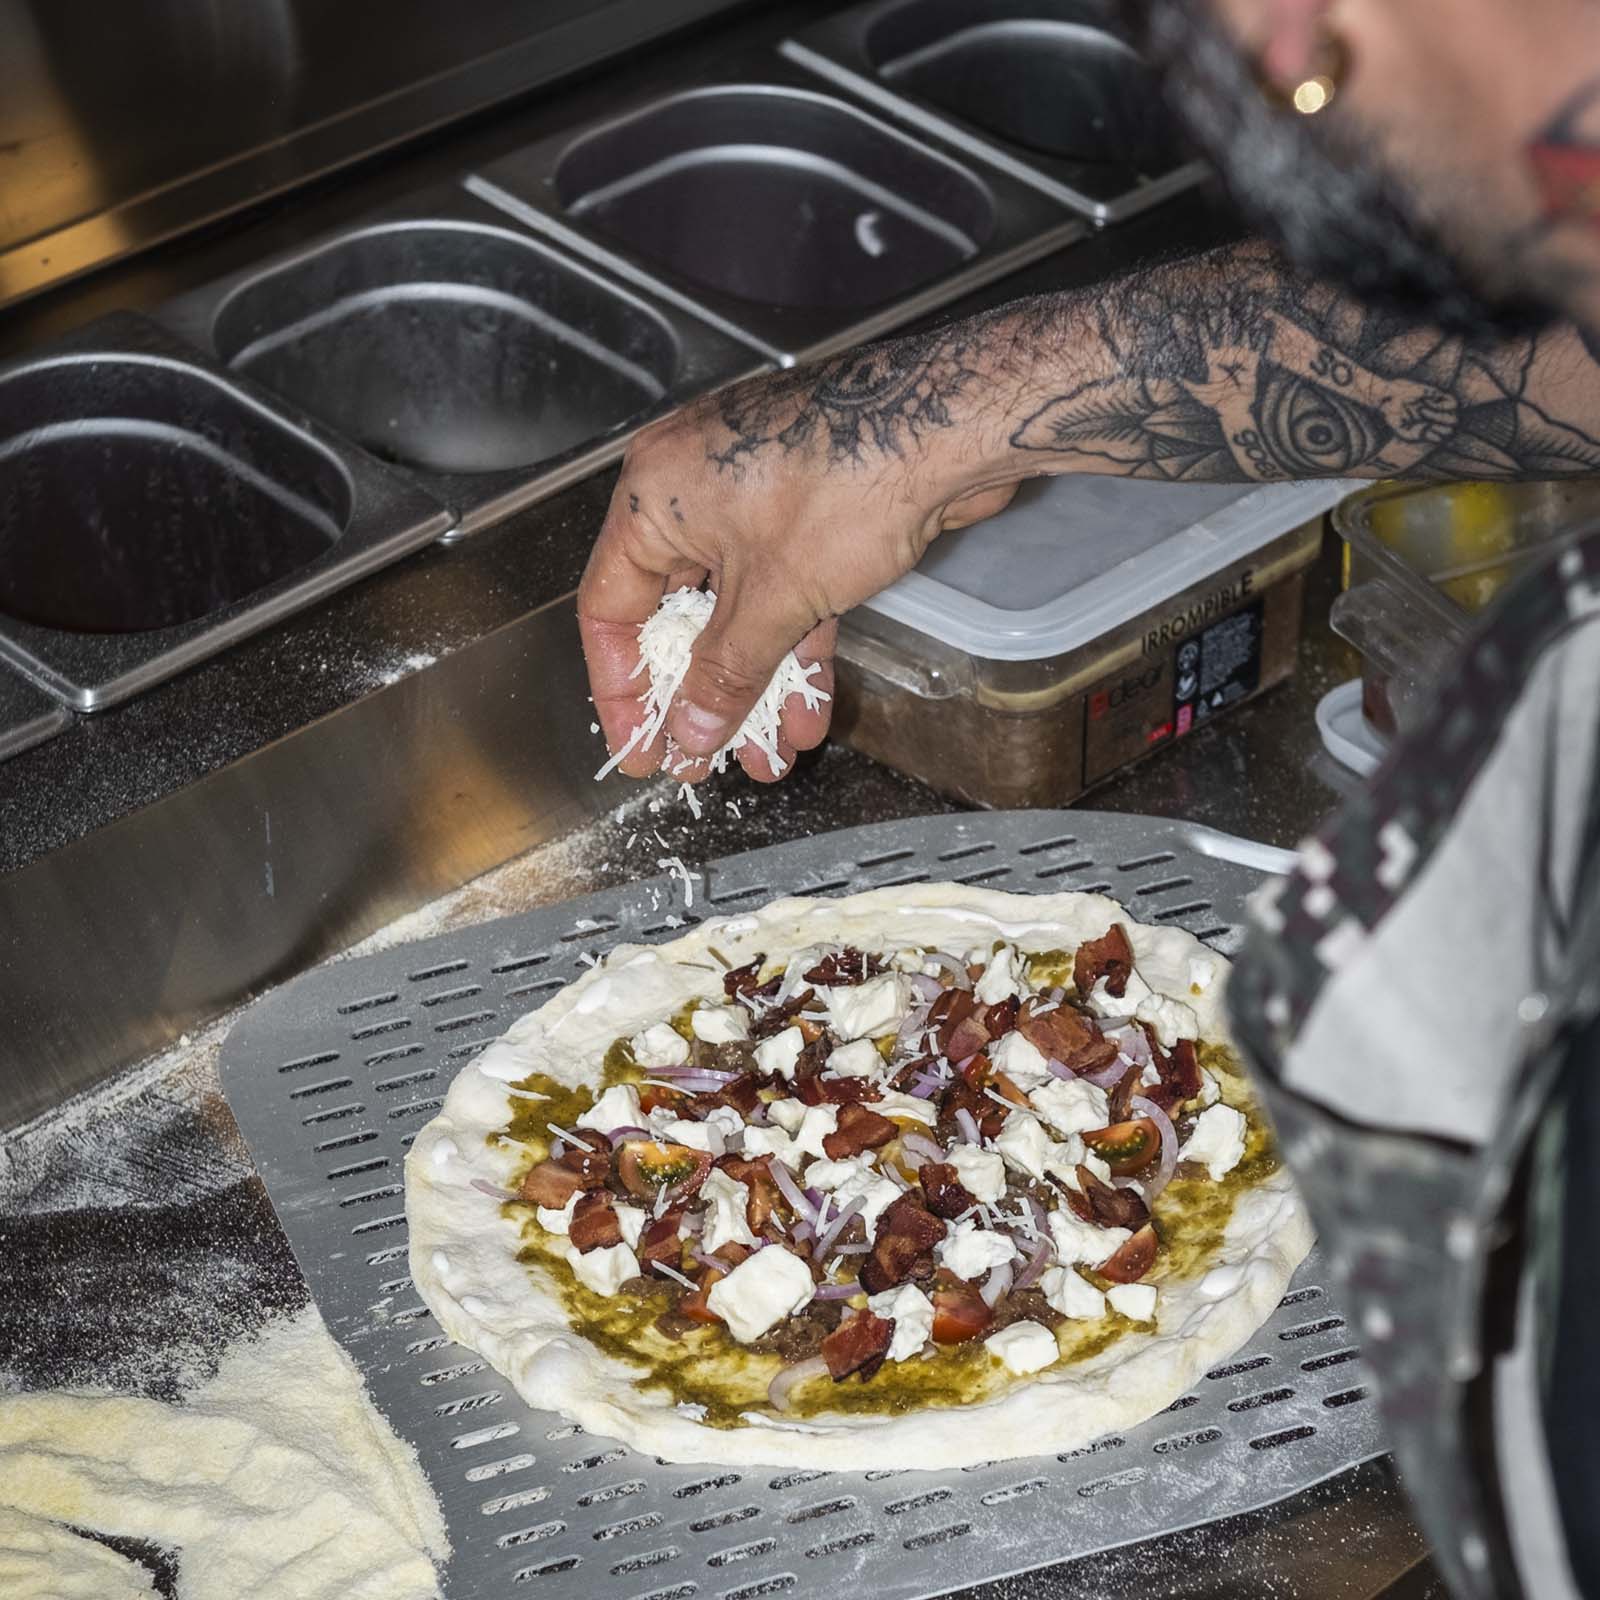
left=860, top=474, right=1361, bottom=661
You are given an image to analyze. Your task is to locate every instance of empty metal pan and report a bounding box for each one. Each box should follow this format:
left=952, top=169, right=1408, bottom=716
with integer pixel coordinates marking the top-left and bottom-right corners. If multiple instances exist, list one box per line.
left=785, top=0, right=1206, bottom=223
left=0, top=315, right=449, bottom=710
left=469, top=56, right=1081, bottom=364
left=162, top=191, right=761, bottom=535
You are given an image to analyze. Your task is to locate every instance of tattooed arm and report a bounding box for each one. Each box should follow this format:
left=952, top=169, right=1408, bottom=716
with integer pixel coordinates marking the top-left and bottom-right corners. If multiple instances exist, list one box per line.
left=580, top=239, right=1600, bottom=777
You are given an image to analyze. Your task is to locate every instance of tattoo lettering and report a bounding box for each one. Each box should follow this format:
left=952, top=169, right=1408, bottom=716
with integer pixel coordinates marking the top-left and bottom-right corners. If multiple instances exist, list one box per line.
left=1012, top=251, right=1600, bottom=482
left=708, top=328, right=982, bottom=474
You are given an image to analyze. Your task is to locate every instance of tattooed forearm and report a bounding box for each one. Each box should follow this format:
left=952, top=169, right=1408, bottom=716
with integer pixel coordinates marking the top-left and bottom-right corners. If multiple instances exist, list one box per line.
left=706, top=240, right=1600, bottom=486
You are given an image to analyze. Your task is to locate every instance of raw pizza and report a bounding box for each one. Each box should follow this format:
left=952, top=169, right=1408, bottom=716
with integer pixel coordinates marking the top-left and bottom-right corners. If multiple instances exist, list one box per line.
left=406, top=884, right=1311, bottom=1469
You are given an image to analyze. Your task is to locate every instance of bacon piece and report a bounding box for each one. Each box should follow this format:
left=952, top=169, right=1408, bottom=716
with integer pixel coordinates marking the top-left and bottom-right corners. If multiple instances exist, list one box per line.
left=859, top=1195, right=946, bottom=1294
left=821, top=1310, right=895, bottom=1380
left=717, top=1155, right=780, bottom=1231
left=822, top=1102, right=898, bottom=1159
left=1018, top=1000, right=1119, bottom=1075
left=1143, top=1035, right=1203, bottom=1113
left=639, top=1210, right=686, bottom=1273
left=688, top=1071, right=763, bottom=1118
left=519, top=1159, right=591, bottom=1209
left=936, top=1077, right=1005, bottom=1142
left=929, top=989, right=986, bottom=1060
left=795, top=1074, right=884, bottom=1106
left=890, top=1052, right=939, bottom=1090
left=1107, top=1063, right=1142, bottom=1123
left=804, top=947, right=883, bottom=988
left=568, top=1190, right=623, bottom=1253
left=1064, top=1164, right=1150, bottom=1231
left=945, top=1013, right=991, bottom=1066
left=751, top=990, right=816, bottom=1040
left=558, top=1136, right=612, bottom=1185
left=723, top=954, right=769, bottom=1001
left=983, top=996, right=1021, bottom=1040
left=919, top=1161, right=976, bottom=1220
left=1099, top=1223, right=1159, bottom=1283
left=1074, top=924, right=1135, bottom=999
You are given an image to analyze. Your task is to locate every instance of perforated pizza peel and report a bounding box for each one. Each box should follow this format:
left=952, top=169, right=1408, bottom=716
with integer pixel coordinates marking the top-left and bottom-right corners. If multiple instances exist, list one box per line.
left=219, top=810, right=1386, bottom=1600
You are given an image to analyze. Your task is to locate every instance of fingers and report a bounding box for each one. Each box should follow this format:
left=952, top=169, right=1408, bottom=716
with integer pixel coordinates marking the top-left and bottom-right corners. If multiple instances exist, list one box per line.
left=663, top=576, right=822, bottom=761
left=940, top=480, right=1023, bottom=530
left=784, top=618, right=837, bottom=753
left=738, top=729, right=798, bottom=784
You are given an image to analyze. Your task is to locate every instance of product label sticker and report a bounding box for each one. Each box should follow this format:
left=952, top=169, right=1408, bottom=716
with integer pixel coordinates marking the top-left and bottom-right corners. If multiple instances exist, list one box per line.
left=1179, top=598, right=1265, bottom=730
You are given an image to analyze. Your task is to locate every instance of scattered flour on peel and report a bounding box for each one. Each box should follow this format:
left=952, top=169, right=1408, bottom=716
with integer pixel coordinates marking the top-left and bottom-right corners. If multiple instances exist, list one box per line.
left=0, top=1306, right=448, bottom=1600
left=595, top=586, right=829, bottom=781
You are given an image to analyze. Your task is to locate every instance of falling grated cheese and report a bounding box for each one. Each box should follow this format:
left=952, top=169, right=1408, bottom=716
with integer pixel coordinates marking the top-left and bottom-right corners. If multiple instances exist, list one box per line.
left=657, top=855, right=701, bottom=908
left=726, top=800, right=742, bottom=820
left=681, top=783, right=703, bottom=820
left=593, top=586, right=829, bottom=781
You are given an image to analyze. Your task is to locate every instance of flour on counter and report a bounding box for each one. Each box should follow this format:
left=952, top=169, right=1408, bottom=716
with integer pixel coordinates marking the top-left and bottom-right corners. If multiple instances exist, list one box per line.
left=0, top=1306, right=448, bottom=1600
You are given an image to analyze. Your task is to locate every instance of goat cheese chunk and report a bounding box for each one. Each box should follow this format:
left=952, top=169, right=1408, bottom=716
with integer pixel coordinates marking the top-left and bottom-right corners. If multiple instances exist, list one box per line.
left=576, top=1083, right=642, bottom=1137
left=937, top=1221, right=1018, bottom=1281
left=766, top=1097, right=807, bottom=1135
left=536, top=1193, right=579, bottom=1236
left=1028, top=1075, right=1110, bottom=1138
left=1179, top=1103, right=1247, bottom=1181
left=975, top=944, right=1027, bottom=1005
left=707, top=1247, right=815, bottom=1342
left=565, top=1241, right=638, bottom=1297
left=989, top=1029, right=1052, bottom=1089
left=1040, top=1265, right=1107, bottom=1321
left=792, top=1103, right=839, bottom=1160
left=742, top=1124, right=801, bottom=1167
left=753, top=1025, right=807, bottom=1079
left=701, top=1169, right=760, bottom=1253
left=946, top=1144, right=1006, bottom=1204
left=1047, top=1206, right=1131, bottom=1269
left=825, top=973, right=911, bottom=1040
left=630, top=1022, right=689, bottom=1069
left=867, top=1283, right=935, bottom=1362
left=690, top=1005, right=751, bottom=1045
left=872, top=1090, right=938, bottom=1126
left=1106, top=1282, right=1158, bottom=1322
left=825, top=1037, right=883, bottom=1079
left=993, top=1111, right=1055, bottom=1181
left=986, top=1320, right=1059, bottom=1375
left=615, top=1204, right=647, bottom=1249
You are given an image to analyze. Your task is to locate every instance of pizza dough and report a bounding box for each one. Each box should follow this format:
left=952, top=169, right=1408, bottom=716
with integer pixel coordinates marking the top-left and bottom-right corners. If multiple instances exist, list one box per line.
left=406, top=883, right=1312, bottom=1470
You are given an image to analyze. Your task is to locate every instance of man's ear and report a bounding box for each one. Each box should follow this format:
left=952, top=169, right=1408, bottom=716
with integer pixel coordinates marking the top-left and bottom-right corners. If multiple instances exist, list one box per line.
left=1257, top=0, right=1336, bottom=89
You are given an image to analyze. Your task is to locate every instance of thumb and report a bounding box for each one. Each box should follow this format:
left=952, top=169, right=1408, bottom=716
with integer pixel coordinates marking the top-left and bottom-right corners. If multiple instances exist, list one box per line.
left=666, top=585, right=816, bottom=758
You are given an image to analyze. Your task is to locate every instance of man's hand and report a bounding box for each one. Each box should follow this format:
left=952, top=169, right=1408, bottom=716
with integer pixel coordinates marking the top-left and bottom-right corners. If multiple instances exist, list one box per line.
left=578, top=344, right=1022, bottom=783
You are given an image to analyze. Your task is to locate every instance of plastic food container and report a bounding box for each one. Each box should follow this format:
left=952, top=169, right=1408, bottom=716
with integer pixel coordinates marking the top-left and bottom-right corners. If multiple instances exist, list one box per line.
left=834, top=474, right=1356, bottom=807
left=1331, top=480, right=1600, bottom=735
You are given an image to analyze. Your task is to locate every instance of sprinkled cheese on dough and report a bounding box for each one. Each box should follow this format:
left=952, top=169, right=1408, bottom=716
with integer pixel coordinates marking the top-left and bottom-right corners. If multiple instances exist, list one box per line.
left=595, top=585, right=829, bottom=781
left=707, top=1246, right=816, bottom=1342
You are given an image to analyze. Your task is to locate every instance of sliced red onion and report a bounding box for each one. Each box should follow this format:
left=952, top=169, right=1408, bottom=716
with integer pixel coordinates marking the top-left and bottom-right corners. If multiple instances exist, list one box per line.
left=834, top=1241, right=870, bottom=1255
left=1081, top=1057, right=1131, bottom=1090
left=1130, top=1093, right=1179, bottom=1196
left=790, top=1218, right=815, bottom=1244
left=895, top=1002, right=934, bottom=1051
left=811, top=1280, right=861, bottom=1300
left=907, top=972, right=944, bottom=1002
left=1105, top=1024, right=1153, bottom=1068
left=1027, top=1195, right=1049, bottom=1233
left=770, top=1161, right=817, bottom=1223
left=471, top=1178, right=517, bottom=1202
left=549, top=1138, right=566, bottom=1158
left=647, top=1063, right=743, bottom=1084
left=813, top=1196, right=864, bottom=1260
left=768, top=1354, right=829, bottom=1412
left=690, top=1246, right=724, bottom=1273
left=1047, top=986, right=1068, bottom=1004
left=954, top=1108, right=982, bottom=1145
left=1013, top=1234, right=1052, bottom=1291
left=900, top=1131, right=944, bottom=1166
left=980, top=1260, right=1014, bottom=1307
left=654, top=1074, right=744, bottom=1095
left=804, top=1186, right=826, bottom=1210
left=906, top=1071, right=945, bottom=1100
left=605, top=1124, right=652, bottom=1147
left=927, top=951, right=973, bottom=990
left=951, top=1052, right=979, bottom=1075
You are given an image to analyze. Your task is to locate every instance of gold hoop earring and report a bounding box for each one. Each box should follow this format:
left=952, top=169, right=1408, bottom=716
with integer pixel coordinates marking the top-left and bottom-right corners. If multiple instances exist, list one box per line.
left=1258, top=28, right=1350, bottom=115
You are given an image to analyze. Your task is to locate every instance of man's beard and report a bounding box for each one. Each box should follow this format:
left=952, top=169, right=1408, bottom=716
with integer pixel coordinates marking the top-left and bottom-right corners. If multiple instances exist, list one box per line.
left=1131, top=0, right=1557, bottom=338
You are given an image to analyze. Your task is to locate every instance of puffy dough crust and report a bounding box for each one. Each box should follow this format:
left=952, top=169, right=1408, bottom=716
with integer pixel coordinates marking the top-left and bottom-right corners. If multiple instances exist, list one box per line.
left=405, top=884, right=1313, bottom=1469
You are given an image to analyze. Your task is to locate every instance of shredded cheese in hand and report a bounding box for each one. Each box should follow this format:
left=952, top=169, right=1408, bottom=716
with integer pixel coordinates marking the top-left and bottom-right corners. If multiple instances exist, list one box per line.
left=594, top=587, right=829, bottom=781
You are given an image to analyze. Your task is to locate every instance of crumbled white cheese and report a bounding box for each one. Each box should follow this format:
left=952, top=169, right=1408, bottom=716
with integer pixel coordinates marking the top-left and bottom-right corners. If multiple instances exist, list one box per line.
left=1135, top=991, right=1200, bottom=1048
left=630, top=1022, right=689, bottom=1069
left=742, top=1124, right=801, bottom=1167
left=1106, top=1282, right=1158, bottom=1322
left=946, top=1144, right=1006, bottom=1203
left=616, top=1204, right=647, bottom=1249
left=986, top=1320, right=1060, bottom=1375
left=1188, top=956, right=1218, bottom=993
left=753, top=1026, right=807, bottom=1078
left=655, top=1106, right=743, bottom=1155
left=829, top=1169, right=902, bottom=1236
left=566, top=1241, right=639, bottom=1297
left=1197, top=1068, right=1222, bottom=1108
left=792, top=1104, right=839, bottom=1160
left=871, top=1090, right=938, bottom=1126
left=1047, top=1206, right=1131, bottom=1268
left=1040, top=1265, right=1107, bottom=1320
left=825, top=1038, right=882, bottom=1078
left=701, top=1169, right=760, bottom=1253
left=989, top=1030, right=1052, bottom=1088
left=936, top=1220, right=1018, bottom=1280
left=867, top=1283, right=935, bottom=1362
left=975, top=943, right=1026, bottom=1006
left=1028, top=1076, right=1110, bottom=1138
left=766, top=1098, right=807, bottom=1135
left=576, top=1083, right=643, bottom=1136
left=993, top=1111, right=1055, bottom=1181
left=706, top=1246, right=816, bottom=1341
left=1088, top=966, right=1155, bottom=1019
left=824, top=972, right=911, bottom=1040
left=889, top=948, right=927, bottom=975
left=691, top=1005, right=751, bottom=1045
left=774, top=948, right=826, bottom=1005
left=1041, top=1133, right=1087, bottom=1183
left=1053, top=1149, right=1114, bottom=1189
left=536, top=1194, right=579, bottom=1235
left=805, top=1154, right=874, bottom=1191
left=1179, top=1104, right=1247, bottom=1181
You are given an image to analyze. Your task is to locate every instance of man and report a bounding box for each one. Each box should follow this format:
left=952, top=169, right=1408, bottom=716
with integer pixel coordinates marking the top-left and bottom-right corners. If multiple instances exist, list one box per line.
left=582, top=0, right=1600, bottom=778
